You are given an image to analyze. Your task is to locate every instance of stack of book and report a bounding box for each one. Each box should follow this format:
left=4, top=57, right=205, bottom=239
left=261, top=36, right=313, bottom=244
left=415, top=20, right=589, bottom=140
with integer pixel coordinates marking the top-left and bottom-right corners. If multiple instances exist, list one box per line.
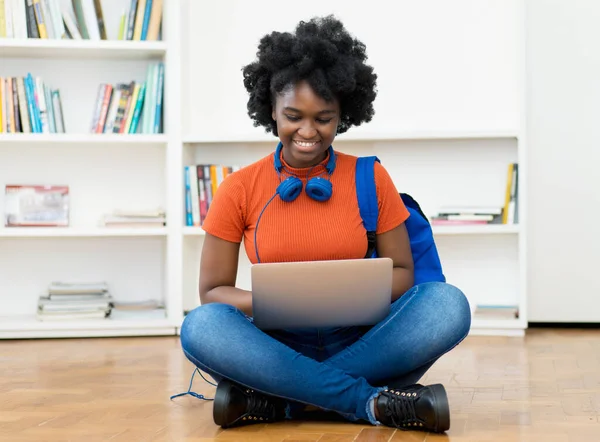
left=0, top=74, right=65, bottom=134
left=0, top=0, right=163, bottom=41
left=101, top=208, right=165, bottom=228
left=110, top=299, right=166, bottom=320
left=89, top=62, right=164, bottom=134
left=474, top=304, right=519, bottom=320
left=430, top=206, right=502, bottom=226
left=36, top=281, right=113, bottom=322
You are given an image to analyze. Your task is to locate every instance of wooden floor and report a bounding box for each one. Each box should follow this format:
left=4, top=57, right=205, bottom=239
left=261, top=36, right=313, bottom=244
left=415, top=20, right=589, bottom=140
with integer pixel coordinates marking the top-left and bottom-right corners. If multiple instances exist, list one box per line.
left=1, top=329, right=600, bottom=441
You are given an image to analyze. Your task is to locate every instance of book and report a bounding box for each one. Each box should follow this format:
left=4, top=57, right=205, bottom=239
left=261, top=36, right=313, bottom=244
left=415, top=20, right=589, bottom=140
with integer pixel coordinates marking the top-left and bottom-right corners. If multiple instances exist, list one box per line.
left=4, top=184, right=69, bottom=227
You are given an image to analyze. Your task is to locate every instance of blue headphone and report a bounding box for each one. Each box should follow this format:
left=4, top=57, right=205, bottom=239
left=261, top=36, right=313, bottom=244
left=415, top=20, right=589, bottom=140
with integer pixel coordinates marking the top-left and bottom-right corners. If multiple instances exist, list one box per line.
left=254, top=142, right=337, bottom=263
left=273, top=141, right=336, bottom=202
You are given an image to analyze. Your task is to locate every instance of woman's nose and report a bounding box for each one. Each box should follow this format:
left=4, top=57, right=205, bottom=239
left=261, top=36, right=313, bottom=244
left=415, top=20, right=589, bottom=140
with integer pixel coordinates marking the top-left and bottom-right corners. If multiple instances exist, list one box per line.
left=297, top=122, right=317, bottom=139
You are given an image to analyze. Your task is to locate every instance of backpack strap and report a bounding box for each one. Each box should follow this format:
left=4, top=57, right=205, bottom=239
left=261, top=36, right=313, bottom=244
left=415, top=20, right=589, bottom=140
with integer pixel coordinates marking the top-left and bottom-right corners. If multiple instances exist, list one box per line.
left=355, top=156, right=380, bottom=258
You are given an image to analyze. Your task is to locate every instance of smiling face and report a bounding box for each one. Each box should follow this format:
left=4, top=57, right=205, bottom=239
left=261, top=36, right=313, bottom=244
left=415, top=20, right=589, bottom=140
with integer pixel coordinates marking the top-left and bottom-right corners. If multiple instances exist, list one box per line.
left=272, top=80, right=340, bottom=169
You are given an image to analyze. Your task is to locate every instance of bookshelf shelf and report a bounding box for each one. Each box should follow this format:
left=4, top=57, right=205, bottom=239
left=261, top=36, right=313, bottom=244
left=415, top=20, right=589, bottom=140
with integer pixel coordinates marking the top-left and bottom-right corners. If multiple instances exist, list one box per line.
left=0, top=316, right=176, bottom=339
left=0, top=134, right=168, bottom=146
left=183, top=129, right=520, bottom=145
left=182, top=227, right=206, bottom=236
left=0, top=39, right=167, bottom=60
left=0, top=227, right=168, bottom=238
left=432, top=224, right=520, bottom=235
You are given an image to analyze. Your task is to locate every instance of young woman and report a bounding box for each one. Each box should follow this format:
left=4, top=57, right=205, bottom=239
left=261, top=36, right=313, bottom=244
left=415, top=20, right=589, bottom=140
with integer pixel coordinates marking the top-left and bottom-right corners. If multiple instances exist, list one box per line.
left=180, top=15, right=471, bottom=433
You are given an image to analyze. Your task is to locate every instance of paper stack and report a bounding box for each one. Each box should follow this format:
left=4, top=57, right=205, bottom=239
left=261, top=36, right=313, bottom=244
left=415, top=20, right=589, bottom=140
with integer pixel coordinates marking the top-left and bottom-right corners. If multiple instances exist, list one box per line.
left=36, top=281, right=113, bottom=321
left=101, top=208, right=166, bottom=228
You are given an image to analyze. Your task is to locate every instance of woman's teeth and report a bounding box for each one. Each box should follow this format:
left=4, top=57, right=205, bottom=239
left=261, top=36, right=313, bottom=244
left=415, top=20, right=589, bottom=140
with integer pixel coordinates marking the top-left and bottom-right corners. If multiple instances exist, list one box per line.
left=295, top=141, right=319, bottom=147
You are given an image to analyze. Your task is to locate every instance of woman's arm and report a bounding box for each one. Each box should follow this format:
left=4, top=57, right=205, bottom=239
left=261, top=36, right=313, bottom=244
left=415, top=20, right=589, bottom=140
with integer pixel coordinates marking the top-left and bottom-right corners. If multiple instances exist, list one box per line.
left=376, top=223, right=414, bottom=301
left=199, top=233, right=253, bottom=315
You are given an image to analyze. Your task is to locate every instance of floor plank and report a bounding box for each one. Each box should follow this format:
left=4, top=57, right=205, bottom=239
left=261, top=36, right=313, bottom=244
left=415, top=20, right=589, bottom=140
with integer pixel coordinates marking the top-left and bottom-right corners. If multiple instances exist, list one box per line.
left=1, top=328, right=599, bottom=441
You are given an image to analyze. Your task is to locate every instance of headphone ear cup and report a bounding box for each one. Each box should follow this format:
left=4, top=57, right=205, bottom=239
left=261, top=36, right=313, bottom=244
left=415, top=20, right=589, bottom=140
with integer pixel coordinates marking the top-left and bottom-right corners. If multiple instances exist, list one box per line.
left=305, top=177, right=333, bottom=202
left=277, top=176, right=303, bottom=202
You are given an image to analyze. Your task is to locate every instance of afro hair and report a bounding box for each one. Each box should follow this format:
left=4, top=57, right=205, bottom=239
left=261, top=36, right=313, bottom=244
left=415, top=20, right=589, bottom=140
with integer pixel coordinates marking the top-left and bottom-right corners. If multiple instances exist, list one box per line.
left=242, top=15, right=378, bottom=136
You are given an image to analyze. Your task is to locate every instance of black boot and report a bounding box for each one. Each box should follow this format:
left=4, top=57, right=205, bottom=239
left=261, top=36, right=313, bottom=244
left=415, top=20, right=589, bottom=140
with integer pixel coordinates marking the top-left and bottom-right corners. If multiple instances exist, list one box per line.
left=213, top=379, right=286, bottom=428
left=375, top=384, right=450, bottom=433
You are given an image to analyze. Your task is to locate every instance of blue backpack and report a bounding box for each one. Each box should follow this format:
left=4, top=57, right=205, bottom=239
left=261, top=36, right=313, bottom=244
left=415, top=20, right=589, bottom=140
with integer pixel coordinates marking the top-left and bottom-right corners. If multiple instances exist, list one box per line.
left=355, top=156, right=446, bottom=285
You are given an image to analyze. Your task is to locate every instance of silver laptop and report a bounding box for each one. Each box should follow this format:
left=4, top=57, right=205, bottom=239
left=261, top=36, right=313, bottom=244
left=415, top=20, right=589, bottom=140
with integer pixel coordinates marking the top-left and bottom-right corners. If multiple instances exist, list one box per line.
left=251, top=258, right=393, bottom=330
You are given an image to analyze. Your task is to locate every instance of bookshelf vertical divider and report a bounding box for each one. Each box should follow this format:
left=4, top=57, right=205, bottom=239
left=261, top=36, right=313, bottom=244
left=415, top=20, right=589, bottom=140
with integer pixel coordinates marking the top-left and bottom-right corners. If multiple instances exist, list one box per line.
left=163, top=0, right=185, bottom=328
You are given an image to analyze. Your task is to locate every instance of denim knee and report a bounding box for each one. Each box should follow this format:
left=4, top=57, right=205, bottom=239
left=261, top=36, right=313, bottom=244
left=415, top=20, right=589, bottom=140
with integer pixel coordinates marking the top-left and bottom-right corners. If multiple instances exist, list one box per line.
left=180, top=302, right=239, bottom=357
left=418, top=281, right=472, bottom=340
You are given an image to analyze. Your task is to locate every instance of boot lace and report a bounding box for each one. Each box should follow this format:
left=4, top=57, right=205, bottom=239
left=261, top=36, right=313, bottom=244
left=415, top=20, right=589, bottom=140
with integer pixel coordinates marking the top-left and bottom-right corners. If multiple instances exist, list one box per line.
left=385, top=390, right=422, bottom=428
left=246, top=390, right=277, bottom=421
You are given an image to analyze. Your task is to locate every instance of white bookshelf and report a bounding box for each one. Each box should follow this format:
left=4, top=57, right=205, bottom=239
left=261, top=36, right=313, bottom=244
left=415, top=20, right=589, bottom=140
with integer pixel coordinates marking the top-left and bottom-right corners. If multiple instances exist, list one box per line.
left=0, top=0, right=182, bottom=339
left=0, top=0, right=527, bottom=339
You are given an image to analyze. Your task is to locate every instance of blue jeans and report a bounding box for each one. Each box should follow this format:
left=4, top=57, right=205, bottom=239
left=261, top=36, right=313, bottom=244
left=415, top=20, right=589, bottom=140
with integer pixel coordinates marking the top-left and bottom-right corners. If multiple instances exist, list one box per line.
left=179, top=281, right=471, bottom=424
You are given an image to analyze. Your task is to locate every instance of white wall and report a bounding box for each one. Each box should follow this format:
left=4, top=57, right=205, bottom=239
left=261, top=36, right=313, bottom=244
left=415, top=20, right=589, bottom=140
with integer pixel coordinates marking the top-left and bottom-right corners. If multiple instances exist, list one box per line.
left=526, top=0, right=600, bottom=322
left=182, top=0, right=520, bottom=138
left=180, top=0, right=524, bottom=313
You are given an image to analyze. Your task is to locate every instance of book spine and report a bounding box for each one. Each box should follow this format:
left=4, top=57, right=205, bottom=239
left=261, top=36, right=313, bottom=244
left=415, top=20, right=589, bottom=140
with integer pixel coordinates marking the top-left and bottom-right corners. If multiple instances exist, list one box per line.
left=123, top=83, right=140, bottom=133
left=146, top=0, right=162, bottom=41
left=4, top=0, right=14, bottom=38
left=0, top=0, right=6, bottom=39
left=11, top=78, right=21, bottom=133
left=32, top=0, right=47, bottom=39
left=49, top=0, right=65, bottom=39
left=40, top=0, right=55, bottom=39
left=52, top=90, right=65, bottom=133
left=35, top=77, right=49, bottom=133
left=132, top=0, right=145, bottom=40
left=25, top=0, right=39, bottom=38
left=184, top=166, right=193, bottom=226
left=112, top=83, right=132, bottom=133
left=71, top=0, right=89, bottom=39
left=153, top=63, right=164, bottom=133
left=44, top=84, right=56, bottom=133
left=92, top=0, right=106, bottom=39
left=128, top=82, right=145, bottom=134
left=140, top=0, right=152, bottom=40
left=141, top=64, right=154, bottom=133
left=98, top=84, right=114, bottom=133
left=27, top=74, right=42, bottom=133
left=126, top=0, right=137, bottom=40
left=81, top=0, right=99, bottom=40
left=0, top=78, right=3, bottom=133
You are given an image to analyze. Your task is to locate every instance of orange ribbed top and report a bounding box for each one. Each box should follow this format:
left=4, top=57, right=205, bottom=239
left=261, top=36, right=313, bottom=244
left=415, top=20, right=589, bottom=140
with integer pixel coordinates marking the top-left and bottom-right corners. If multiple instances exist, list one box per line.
left=201, top=148, right=410, bottom=264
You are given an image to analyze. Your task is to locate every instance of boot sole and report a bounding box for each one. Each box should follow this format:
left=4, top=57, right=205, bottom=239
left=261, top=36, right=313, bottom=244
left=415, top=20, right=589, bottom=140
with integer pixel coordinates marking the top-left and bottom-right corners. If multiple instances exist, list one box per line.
left=429, top=384, right=450, bottom=433
left=213, top=380, right=234, bottom=428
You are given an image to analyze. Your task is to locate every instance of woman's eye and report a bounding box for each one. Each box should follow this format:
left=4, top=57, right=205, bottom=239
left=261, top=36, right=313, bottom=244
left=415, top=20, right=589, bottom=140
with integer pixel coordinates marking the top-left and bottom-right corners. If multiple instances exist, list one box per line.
left=285, top=115, right=300, bottom=121
left=317, top=119, right=332, bottom=124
